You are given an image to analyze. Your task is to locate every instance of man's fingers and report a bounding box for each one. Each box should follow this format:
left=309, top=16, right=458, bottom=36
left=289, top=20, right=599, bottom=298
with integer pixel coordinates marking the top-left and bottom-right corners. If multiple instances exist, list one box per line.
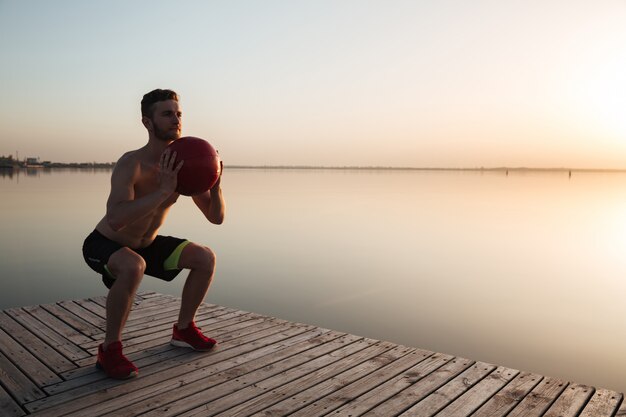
left=169, top=151, right=177, bottom=170
left=160, top=149, right=181, bottom=173
left=174, top=160, right=184, bottom=174
left=160, top=149, right=169, bottom=167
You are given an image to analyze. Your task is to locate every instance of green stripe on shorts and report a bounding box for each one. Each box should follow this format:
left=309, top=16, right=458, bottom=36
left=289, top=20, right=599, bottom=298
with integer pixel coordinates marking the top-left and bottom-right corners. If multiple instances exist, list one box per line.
left=103, top=264, right=115, bottom=279
left=164, top=240, right=191, bottom=270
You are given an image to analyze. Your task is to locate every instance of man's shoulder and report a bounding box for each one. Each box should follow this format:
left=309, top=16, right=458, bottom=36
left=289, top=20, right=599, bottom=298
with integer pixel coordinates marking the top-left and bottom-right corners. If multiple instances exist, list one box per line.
left=117, top=149, right=142, bottom=163
left=112, top=150, right=142, bottom=176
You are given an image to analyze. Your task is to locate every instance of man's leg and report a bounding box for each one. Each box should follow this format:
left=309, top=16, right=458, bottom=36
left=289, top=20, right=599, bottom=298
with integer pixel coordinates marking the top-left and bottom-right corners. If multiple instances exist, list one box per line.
left=104, top=247, right=146, bottom=347
left=176, top=243, right=216, bottom=328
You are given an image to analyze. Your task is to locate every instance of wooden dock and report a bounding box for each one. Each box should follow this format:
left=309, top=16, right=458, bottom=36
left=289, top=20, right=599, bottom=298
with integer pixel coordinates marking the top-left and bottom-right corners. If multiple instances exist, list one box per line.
left=0, top=291, right=624, bottom=417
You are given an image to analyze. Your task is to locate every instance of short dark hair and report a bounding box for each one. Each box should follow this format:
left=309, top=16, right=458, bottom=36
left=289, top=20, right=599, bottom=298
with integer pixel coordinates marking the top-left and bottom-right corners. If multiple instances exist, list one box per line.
left=141, top=89, right=179, bottom=118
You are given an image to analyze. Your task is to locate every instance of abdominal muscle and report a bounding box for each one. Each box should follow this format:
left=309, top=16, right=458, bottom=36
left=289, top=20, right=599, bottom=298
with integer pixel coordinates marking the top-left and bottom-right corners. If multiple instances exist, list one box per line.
left=95, top=206, right=172, bottom=249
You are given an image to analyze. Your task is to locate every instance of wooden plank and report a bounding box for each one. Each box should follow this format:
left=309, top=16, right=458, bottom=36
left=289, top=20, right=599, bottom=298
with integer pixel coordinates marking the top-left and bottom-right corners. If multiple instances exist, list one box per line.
left=24, top=321, right=309, bottom=414
left=77, top=309, right=255, bottom=364
left=118, top=306, right=238, bottom=346
left=80, top=304, right=230, bottom=351
left=579, top=388, right=623, bottom=417
left=136, top=290, right=158, bottom=298
left=118, top=304, right=226, bottom=336
left=209, top=340, right=397, bottom=417
left=335, top=353, right=452, bottom=417
left=89, top=293, right=162, bottom=310
left=543, top=383, right=594, bottom=417
left=82, top=300, right=220, bottom=339
left=88, top=295, right=107, bottom=308
left=399, top=361, right=496, bottom=416
left=29, top=323, right=318, bottom=415
left=0, top=328, right=61, bottom=387
left=287, top=347, right=432, bottom=417
left=122, top=293, right=179, bottom=312
left=124, top=301, right=182, bottom=321
left=34, top=319, right=291, bottom=413
left=40, top=303, right=102, bottom=337
left=472, top=372, right=543, bottom=417
left=73, top=329, right=347, bottom=416
left=47, top=315, right=276, bottom=394
left=58, top=301, right=106, bottom=329
left=436, top=366, right=519, bottom=416
left=89, top=293, right=160, bottom=311
left=72, top=312, right=276, bottom=370
left=134, top=291, right=178, bottom=302
left=506, top=376, right=569, bottom=417
left=73, top=299, right=106, bottom=319
left=46, top=316, right=276, bottom=397
left=358, top=357, right=475, bottom=417
left=0, top=351, right=46, bottom=404
left=22, top=306, right=92, bottom=345
left=175, top=336, right=387, bottom=417
left=90, top=293, right=215, bottom=322
left=0, top=383, right=25, bottom=417
left=129, top=293, right=180, bottom=307
left=105, top=301, right=180, bottom=325
left=0, top=312, right=75, bottom=374
left=157, top=335, right=374, bottom=415
left=5, top=308, right=90, bottom=361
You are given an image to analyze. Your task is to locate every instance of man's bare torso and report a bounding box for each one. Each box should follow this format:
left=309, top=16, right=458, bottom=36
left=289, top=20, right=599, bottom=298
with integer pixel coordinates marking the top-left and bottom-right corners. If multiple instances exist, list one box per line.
left=96, top=148, right=179, bottom=248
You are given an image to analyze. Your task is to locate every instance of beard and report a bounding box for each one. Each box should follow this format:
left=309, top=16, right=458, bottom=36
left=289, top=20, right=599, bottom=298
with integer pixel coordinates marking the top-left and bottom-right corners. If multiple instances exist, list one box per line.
left=153, top=123, right=181, bottom=142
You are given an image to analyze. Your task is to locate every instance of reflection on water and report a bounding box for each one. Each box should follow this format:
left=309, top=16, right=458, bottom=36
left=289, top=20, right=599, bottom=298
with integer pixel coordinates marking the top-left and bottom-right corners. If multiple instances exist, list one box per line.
left=0, top=166, right=114, bottom=179
left=0, top=167, right=51, bottom=179
left=1, top=167, right=625, bottom=392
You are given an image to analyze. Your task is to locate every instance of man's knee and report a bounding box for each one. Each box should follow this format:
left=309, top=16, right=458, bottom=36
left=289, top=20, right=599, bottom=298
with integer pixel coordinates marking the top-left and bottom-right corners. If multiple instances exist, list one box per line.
left=108, top=247, right=146, bottom=284
left=180, top=244, right=216, bottom=273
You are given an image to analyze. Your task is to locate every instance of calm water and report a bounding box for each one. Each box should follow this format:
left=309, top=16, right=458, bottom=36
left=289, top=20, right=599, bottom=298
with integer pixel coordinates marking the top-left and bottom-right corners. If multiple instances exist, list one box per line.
left=1, top=167, right=625, bottom=392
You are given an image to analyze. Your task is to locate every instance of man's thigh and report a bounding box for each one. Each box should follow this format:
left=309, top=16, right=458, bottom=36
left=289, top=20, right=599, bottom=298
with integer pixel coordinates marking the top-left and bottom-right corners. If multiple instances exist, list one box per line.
left=177, top=242, right=216, bottom=271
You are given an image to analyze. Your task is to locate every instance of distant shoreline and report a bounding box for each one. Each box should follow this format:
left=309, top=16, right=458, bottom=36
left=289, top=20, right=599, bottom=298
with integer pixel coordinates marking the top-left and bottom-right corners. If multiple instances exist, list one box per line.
left=0, top=162, right=115, bottom=169
left=3, top=164, right=626, bottom=173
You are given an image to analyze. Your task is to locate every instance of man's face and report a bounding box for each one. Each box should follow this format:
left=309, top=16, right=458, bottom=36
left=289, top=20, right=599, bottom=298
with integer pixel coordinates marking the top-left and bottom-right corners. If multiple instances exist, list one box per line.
left=146, top=99, right=182, bottom=142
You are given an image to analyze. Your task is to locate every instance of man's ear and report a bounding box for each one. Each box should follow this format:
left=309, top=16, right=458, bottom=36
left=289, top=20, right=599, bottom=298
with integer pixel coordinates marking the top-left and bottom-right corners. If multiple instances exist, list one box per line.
left=142, top=116, right=152, bottom=131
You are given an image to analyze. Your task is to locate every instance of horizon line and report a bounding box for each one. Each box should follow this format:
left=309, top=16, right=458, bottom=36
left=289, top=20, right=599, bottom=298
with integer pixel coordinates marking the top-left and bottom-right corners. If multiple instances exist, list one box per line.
left=226, top=165, right=626, bottom=173
left=5, top=158, right=626, bottom=172
left=9, top=161, right=626, bottom=172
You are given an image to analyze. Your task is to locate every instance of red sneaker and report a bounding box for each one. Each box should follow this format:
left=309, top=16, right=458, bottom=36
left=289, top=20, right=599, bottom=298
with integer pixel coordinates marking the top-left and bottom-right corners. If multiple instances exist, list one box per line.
left=171, top=322, right=217, bottom=351
left=95, top=341, right=138, bottom=379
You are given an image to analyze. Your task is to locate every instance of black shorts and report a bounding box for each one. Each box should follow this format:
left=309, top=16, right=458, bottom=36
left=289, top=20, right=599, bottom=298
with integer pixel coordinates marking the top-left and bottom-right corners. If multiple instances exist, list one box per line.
left=82, top=229, right=190, bottom=289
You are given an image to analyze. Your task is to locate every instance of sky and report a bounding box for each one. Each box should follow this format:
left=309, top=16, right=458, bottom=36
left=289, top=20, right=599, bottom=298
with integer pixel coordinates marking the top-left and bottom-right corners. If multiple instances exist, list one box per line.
left=1, top=0, right=625, bottom=168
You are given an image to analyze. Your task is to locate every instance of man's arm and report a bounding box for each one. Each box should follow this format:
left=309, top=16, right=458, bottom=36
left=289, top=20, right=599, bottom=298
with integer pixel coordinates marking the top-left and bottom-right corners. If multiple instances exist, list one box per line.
left=192, top=163, right=225, bottom=225
left=106, top=150, right=182, bottom=231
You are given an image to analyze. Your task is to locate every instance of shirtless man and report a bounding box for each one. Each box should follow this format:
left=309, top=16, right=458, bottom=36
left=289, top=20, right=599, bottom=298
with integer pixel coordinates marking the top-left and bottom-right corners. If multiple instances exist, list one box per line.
left=82, top=89, right=224, bottom=379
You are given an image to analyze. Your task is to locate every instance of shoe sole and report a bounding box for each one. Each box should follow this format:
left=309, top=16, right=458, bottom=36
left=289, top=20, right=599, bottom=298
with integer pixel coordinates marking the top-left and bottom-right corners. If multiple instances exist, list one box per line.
left=170, top=339, right=217, bottom=351
left=95, top=361, right=138, bottom=379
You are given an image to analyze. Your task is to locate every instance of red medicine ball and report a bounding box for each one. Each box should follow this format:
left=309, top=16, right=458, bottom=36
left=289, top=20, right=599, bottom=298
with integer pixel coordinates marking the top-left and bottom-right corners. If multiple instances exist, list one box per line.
left=167, top=136, right=221, bottom=196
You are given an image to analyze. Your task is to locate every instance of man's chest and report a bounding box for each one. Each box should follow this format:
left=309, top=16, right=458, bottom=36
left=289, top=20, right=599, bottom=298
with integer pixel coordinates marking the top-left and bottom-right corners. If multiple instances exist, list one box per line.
left=134, top=172, right=179, bottom=208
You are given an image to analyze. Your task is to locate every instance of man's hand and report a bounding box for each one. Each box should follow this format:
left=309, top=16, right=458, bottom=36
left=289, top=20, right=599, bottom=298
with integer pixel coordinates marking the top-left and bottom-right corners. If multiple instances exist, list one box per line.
left=159, top=149, right=184, bottom=195
left=210, top=160, right=224, bottom=192
left=193, top=159, right=224, bottom=224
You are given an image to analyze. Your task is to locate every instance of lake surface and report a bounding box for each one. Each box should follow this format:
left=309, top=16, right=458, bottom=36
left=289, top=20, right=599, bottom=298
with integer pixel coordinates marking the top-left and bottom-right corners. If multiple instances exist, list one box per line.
left=1, top=167, right=625, bottom=392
